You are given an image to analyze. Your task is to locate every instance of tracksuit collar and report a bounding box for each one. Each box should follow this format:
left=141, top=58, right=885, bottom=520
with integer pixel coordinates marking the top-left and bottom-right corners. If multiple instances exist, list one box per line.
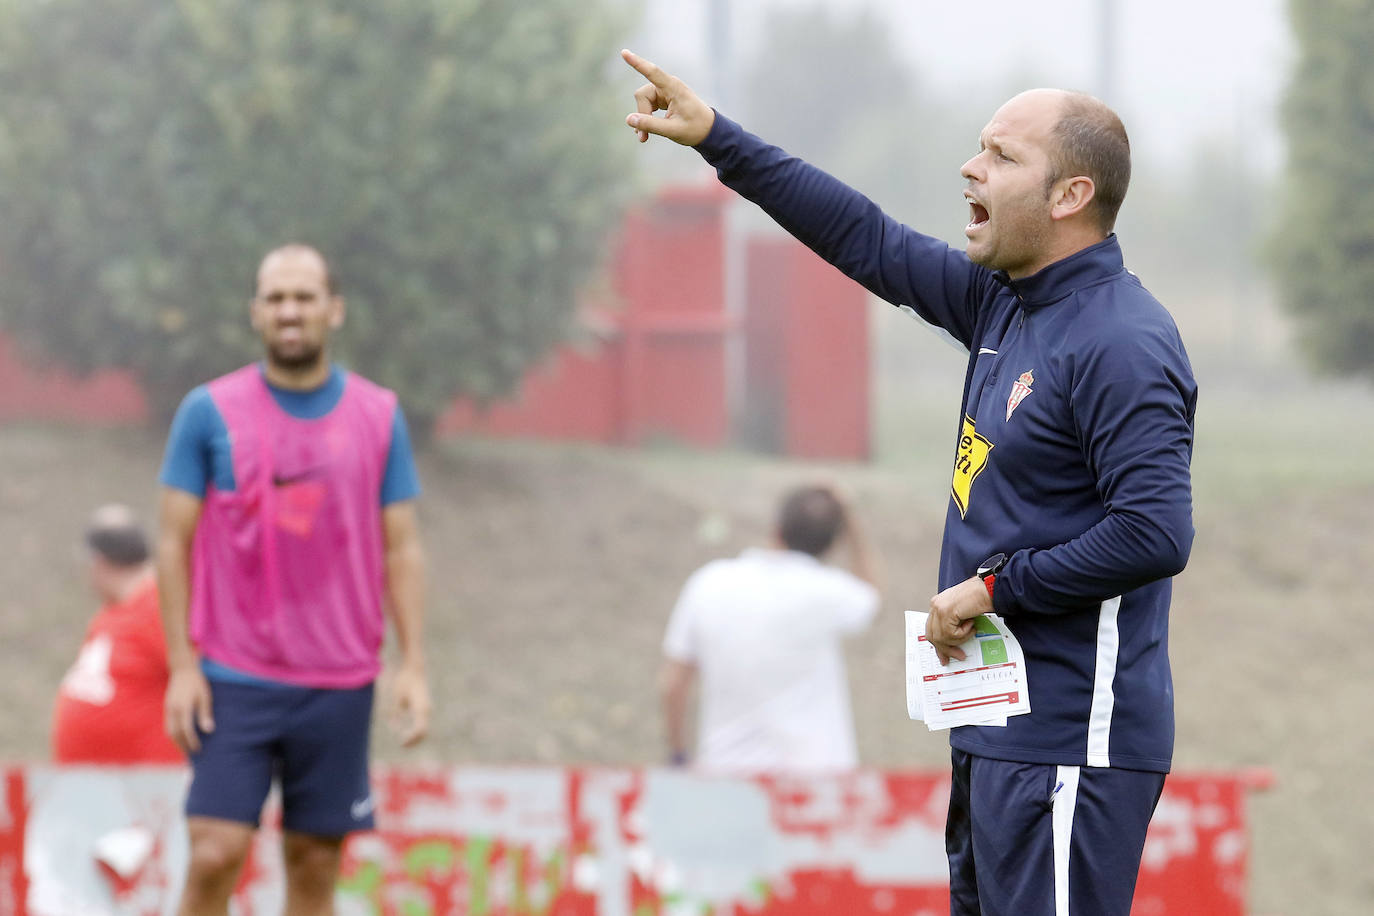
left=992, top=234, right=1125, bottom=309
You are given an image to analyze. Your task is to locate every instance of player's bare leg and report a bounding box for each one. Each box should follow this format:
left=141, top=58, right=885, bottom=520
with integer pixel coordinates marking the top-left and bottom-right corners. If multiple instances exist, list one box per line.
left=177, top=817, right=254, bottom=916
left=283, top=831, right=345, bottom=916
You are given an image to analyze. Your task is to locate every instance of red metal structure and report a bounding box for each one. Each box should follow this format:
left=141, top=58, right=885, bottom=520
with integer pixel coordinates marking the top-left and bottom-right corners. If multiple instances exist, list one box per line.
left=742, top=238, right=870, bottom=460
left=438, top=185, right=871, bottom=458
left=438, top=185, right=738, bottom=449
left=0, top=335, right=147, bottom=426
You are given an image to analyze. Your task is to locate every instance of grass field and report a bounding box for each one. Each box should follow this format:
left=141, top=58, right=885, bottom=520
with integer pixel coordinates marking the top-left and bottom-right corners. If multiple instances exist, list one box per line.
left=2, top=326, right=1373, bottom=912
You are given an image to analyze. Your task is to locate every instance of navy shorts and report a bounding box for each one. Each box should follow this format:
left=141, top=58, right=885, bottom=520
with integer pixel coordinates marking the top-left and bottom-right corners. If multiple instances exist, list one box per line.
left=946, top=748, right=1166, bottom=916
left=185, top=678, right=375, bottom=837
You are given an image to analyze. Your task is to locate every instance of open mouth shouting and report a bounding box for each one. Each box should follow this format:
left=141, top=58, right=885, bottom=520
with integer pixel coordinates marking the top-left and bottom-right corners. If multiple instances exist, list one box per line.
left=965, top=192, right=990, bottom=235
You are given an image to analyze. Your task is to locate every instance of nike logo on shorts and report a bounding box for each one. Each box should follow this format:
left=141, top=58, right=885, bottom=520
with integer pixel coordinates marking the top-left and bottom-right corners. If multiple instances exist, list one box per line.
left=351, top=795, right=375, bottom=820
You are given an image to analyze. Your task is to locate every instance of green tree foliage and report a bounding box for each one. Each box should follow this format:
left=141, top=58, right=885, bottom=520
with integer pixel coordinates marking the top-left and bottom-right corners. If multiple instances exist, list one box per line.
left=0, top=0, right=633, bottom=430
left=1271, top=0, right=1374, bottom=380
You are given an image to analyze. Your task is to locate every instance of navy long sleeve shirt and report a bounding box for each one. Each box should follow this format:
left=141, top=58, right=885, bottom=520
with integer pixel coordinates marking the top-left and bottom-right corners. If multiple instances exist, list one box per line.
left=698, top=113, right=1196, bottom=772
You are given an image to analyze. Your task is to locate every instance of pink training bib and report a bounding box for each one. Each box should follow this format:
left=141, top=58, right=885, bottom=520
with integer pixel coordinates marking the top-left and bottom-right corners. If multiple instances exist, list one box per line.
left=190, top=365, right=397, bottom=687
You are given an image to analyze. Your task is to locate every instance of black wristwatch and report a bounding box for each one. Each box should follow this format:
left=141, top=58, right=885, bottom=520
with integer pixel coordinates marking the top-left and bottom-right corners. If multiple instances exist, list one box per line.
left=977, top=552, right=1007, bottom=599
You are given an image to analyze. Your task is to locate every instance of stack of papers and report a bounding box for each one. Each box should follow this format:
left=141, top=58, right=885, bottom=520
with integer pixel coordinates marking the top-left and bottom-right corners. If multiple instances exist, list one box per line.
left=905, top=610, right=1030, bottom=730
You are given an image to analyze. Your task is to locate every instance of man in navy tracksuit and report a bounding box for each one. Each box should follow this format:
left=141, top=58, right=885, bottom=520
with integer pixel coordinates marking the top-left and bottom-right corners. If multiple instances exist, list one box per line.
left=622, top=51, right=1197, bottom=916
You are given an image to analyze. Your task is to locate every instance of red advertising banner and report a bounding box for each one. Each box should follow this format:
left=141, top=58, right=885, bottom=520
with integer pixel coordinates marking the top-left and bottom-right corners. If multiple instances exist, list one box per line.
left=3, top=765, right=1267, bottom=915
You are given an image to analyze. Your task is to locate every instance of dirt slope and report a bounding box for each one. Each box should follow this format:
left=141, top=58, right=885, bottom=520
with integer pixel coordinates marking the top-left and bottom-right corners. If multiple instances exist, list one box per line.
left=1, top=425, right=1370, bottom=914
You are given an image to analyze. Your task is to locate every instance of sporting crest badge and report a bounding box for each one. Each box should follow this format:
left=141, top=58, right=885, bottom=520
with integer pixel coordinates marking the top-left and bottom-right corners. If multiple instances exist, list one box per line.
left=1006, top=370, right=1034, bottom=421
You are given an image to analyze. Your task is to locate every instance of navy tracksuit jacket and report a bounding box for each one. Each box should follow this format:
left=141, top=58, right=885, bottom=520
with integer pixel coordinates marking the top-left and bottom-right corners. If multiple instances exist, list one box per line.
left=697, top=114, right=1197, bottom=774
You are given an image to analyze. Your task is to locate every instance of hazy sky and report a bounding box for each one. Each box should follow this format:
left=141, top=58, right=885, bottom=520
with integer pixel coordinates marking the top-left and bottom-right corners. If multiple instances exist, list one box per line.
left=630, top=0, right=1293, bottom=171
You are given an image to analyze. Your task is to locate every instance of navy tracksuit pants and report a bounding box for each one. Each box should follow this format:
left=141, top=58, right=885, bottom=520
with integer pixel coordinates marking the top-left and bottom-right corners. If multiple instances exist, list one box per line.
left=946, top=748, right=1166, bottom=915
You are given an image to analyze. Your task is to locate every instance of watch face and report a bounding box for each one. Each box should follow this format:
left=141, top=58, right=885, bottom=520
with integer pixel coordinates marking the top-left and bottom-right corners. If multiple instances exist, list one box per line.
left=977, top=552, right=1007, bottom=578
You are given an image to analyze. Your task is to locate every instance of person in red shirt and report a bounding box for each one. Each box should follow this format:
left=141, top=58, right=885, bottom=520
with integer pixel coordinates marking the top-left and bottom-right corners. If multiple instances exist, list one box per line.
left=52, top=504, right=183, bottom=764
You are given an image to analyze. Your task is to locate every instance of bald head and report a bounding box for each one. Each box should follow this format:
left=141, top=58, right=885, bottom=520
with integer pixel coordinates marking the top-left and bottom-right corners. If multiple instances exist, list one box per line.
left=999, top=87, right=1074, bottom=116
left=256, top=244, right=335, bottom=296
left=1034, top=90, right=1131, bottom=234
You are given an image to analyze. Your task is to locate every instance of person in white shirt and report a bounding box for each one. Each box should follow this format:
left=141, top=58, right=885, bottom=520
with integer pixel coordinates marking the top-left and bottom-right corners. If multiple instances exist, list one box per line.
left=661, top=485, right=881, bottom=772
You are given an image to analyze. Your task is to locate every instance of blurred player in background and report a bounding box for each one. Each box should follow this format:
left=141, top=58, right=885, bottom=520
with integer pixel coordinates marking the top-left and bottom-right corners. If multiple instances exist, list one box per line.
left=661, top=485, right=880, bottom=772
left=156, top=244, right=430, bottom=915
left=52, top=504, right=182, bottom=764
left=623, top=50, right=1196, bottom=916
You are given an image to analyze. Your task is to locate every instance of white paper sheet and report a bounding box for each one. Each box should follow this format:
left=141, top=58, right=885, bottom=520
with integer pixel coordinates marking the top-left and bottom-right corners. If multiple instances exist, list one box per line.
left=905, top=610, right=1030, bottom=730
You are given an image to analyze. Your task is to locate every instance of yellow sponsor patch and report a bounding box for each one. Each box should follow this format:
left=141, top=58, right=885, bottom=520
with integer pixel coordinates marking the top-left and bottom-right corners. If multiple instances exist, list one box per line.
left=951, top=415, right=992, bottom=518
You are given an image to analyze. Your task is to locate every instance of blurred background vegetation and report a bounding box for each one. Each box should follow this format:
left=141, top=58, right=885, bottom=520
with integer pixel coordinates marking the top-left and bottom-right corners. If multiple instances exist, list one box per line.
left=0, top=0, right=1368, bottom=428
left=1270, top=0, right=1374, bottom=383
left=0, top=0, right=634, bottom=432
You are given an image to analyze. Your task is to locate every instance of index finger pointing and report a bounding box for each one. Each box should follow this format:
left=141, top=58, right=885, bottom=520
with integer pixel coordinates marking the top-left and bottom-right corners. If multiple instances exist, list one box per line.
left=621, top=48, right=671, bottom=88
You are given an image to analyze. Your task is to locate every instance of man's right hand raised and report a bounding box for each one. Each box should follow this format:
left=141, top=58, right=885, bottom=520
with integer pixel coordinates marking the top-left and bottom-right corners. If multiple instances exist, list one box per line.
left=622, top=49, right=715, bottom=147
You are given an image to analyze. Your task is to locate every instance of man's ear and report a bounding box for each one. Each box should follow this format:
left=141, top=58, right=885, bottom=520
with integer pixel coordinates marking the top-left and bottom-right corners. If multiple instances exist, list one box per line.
left=1051, top=176, right=1096, bottom=221
left=330, top=295, right=346, bottom=329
